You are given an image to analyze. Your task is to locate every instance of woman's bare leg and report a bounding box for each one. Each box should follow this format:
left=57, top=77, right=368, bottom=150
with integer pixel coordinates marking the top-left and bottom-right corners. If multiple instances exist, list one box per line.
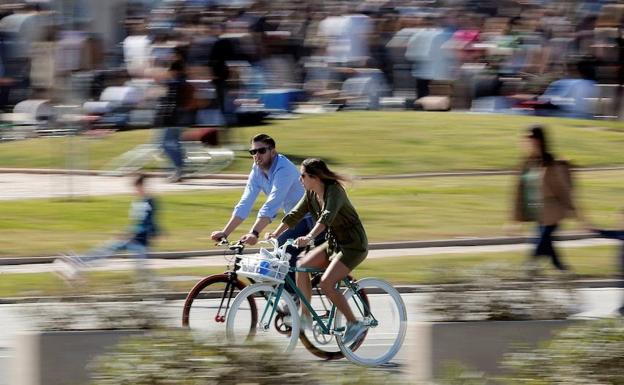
left=318, top=259, right=356, bottom=323
left=296, top=246, right=329, bottom=318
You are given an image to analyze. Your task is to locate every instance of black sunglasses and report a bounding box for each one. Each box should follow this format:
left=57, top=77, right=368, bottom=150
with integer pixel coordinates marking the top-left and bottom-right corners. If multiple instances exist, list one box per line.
left=248, top=147, right=272, bottom=155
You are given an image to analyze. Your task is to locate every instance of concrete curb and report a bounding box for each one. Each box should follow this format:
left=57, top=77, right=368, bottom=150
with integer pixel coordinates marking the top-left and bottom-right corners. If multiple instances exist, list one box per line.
left=0, top=279, right=619, bottom=304
left=0, top=233, right=599, bottom=266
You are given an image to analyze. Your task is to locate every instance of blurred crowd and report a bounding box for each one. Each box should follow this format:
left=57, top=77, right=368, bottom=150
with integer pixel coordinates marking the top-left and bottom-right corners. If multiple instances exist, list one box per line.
left=0, top=0, right=622, bottom=135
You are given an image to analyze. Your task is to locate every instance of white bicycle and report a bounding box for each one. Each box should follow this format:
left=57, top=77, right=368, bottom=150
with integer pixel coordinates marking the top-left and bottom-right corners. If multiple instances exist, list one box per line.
left=102, top=130, right=234, bottom=177
left=224, top=241, right=407, bottom=366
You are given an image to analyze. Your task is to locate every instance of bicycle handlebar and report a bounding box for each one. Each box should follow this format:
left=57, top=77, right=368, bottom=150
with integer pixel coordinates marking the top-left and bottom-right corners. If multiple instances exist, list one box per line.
left=215, top=238, right=245, bottom=252
left=216, top=236, right=313, bottom=255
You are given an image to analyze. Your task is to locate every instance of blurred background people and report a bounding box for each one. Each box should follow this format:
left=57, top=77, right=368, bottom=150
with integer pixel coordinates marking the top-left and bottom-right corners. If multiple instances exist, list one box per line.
left=511, top=125, right=582, bottom=273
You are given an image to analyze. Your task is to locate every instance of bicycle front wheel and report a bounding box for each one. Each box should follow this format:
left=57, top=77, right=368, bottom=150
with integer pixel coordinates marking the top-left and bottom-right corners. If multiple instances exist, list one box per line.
left=182, top=274, right=256, bottom=335
left=226, top=283, right=300, bottom=353
left=336, top=278, right=407, bottom=366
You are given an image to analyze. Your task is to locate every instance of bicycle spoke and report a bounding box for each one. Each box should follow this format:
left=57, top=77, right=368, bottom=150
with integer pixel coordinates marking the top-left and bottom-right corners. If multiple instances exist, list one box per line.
left=182, top=275, right=255, bottom=332
left=227, top=284, right=300, bottom=353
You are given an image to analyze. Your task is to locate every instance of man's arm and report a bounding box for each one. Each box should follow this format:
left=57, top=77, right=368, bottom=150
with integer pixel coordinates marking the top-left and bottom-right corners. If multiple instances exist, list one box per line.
left=239, top=216, right=272, bottom=245
left=211, top=171, right=260, bottom=241
left=242, top=166, right=298, bottom=245
left=232, top=171, right=261, bottom=220
left=211, top=215, right=244, bottom=241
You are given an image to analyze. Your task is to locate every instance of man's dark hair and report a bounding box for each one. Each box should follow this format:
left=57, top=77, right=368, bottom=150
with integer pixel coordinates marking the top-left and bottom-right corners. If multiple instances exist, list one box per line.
left=251, top=133, right=276, bottom=148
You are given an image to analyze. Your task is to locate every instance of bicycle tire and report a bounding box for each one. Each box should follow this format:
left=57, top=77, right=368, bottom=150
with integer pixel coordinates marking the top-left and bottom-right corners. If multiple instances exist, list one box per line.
left=101, top=144, right=160, bottom=176
left=182, top=273, right=257, bottom=335
left=226, top=283, right=300, bottom=353
left=336, top=278, right=407, bottom=366
left=298, top=274, right=370, bottom=360
left=183, top=145, right=235, bottom=175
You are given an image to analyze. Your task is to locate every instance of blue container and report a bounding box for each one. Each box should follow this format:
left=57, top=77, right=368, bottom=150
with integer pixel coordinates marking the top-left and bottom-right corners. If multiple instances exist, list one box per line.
left=259, top=89, right=305, bottom=112
left=258, top=260, right=271, bottom=276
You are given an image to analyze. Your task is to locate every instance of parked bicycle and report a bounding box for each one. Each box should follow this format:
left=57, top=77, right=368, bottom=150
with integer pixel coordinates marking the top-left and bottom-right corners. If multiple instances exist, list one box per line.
left=181, top=238, right=370, bottom=360
left=102, top=128, right=234, bottom=177
left=225, top=240, right=407, bottom=366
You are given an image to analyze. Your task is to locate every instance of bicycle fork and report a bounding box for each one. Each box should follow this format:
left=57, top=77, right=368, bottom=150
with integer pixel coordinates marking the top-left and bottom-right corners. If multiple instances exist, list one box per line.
left=215, top=275, right=238, bottom=323
left=258, top=285, right=285, bottom=331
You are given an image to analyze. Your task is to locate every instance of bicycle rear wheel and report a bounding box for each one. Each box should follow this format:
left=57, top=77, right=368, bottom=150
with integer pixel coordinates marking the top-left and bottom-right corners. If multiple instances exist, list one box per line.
left=182, top=274, right=257, bottom=335
left=226, top=283, right=300, bottom=353
left=299, top=274, right=370, bottom=360
left=336, top=278, right=407, bottom=366
left=184, top=145, right=235, bottom=175
left=101, top=144, right=160, bottom=176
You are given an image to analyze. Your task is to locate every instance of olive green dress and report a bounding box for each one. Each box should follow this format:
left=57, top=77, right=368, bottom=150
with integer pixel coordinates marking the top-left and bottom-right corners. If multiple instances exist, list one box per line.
left=282, top=183, right=368, bottom=270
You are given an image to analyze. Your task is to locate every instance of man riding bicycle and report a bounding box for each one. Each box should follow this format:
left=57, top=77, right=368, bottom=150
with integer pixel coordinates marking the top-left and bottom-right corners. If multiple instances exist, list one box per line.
left=210, top=133, right=316, bottom=266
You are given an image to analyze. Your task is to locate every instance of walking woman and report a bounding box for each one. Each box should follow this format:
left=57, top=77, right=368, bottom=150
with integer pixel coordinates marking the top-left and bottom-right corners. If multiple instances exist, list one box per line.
left=267, top=158, right=368, bottom=344
left=511, top=125, right=581, bottom=271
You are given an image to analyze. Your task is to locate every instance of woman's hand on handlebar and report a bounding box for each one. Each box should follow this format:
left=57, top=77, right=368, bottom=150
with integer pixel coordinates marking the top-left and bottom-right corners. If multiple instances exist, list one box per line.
left=293, top=235, right=313, bottom=248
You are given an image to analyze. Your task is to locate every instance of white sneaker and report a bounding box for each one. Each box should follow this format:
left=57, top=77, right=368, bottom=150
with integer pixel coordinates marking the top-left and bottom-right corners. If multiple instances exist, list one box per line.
left=342, top=320, right=367, bottom=345
left=299, top=313, right=313, bottom=331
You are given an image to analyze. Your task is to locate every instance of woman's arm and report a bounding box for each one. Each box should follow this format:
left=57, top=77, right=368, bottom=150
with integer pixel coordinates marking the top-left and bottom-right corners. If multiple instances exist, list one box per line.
left=317, top=184, right=346, bottom=228
left=266, top=222, right=290, bottom=240
left=266, top=193, right=311, bottom=239
left=293, top=222, right=327, bottom=248
left=281, top=193, right=311, bottom=229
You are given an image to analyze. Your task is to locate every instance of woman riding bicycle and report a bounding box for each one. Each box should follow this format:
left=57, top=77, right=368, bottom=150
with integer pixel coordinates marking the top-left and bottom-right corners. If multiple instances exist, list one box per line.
left=267, top=158, right=368, bottom=344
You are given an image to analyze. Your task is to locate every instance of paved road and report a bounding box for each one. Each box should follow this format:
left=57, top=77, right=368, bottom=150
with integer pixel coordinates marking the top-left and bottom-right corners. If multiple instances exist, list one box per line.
left=0, top=172, right=245, bottom=200
left=0, top=287, right=622, bottom=384
left=3, top=167, right=624, bottom=200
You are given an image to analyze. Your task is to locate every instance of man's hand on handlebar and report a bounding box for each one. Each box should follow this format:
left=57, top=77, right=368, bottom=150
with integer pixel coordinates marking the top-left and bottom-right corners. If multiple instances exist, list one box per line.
left=211, top=231, right=228, bottom=242
left=239, top=233, right=259, bottom=245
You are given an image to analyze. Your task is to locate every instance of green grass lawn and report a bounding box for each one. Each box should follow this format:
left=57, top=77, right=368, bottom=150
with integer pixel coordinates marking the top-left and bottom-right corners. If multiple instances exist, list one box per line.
left=0, top=245, right=620, bottom=298
left=1, top=170, right=622, bottom=257
left=0, top=112, right=623, bottom=175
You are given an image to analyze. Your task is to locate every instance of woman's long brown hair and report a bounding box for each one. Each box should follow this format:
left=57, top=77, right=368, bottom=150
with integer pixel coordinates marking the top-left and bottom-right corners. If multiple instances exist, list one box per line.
left=301, top=158, right=350, bottom=187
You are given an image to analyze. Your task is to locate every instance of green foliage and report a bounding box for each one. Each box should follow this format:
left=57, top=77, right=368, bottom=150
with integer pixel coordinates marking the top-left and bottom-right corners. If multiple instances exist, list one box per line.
left=426, top=264, right=577, bottom=321
left=503, top=319, right=624, bottom=385
left=25, top=295, right=167, bottom=331
left=439, top=363, right=492, bottom=385
left=90, top=330, right=401, bottom=385
left=427, top=320, right=624, bottom=384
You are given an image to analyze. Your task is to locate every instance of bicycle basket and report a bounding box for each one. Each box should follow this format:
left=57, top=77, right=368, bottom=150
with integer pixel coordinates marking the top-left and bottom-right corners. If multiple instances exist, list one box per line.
left=237, top=248, right=289, bottom=284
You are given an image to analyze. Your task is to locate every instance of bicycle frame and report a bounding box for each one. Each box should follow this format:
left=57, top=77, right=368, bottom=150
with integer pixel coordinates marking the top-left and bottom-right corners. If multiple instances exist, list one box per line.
left=212, top=242, right=246, bottom=322
left=258, top=267, right=377, bottom=335
left=187, top=240, right=329, bottom=326
left=213, top=257, right=243, bottom=322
